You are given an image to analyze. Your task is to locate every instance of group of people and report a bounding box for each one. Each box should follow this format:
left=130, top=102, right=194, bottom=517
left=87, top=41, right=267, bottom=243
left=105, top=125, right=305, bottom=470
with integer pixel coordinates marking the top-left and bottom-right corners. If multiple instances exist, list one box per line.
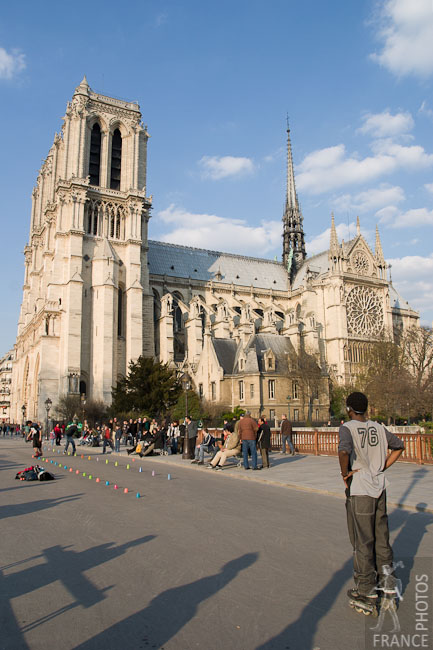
left=1, top=422, right=22, bottom=436
left=191, top=412, right=295, bottom=471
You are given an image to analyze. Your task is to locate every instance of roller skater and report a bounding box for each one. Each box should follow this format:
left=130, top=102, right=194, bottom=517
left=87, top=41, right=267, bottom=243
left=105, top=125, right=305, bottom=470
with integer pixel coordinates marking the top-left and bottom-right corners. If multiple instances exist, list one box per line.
left=338, top=392, right=404, bottom=618
left=347, top=588, right=378, bottom=617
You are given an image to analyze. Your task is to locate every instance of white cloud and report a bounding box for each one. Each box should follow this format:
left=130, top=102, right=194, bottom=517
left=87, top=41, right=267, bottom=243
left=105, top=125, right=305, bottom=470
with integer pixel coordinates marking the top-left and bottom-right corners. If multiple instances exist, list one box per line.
left=156, top=204, right=280, bottom=254
left=376, top=205, right=400, bottom=223
left=391, top=207, right=433, bottom=228
left=199, top=155, right=255, bottom=180
left=358, top=110, right=414, bottom=138
left=371, top=0, right=433, bottom=78
left=0, top=46, right=25, bottom=80
left=297, top=140, right=433, bottom=195
left=424, top=182, right=433, bottom=194
left=419, top=100, right=433, bottom=120
left=388, top=253, right=433, bottom=320
left=306, top=221, right=357, bottom=256
left=155, top=12, right=168, bottom=27
left=335, top=184, right=405, bottom=214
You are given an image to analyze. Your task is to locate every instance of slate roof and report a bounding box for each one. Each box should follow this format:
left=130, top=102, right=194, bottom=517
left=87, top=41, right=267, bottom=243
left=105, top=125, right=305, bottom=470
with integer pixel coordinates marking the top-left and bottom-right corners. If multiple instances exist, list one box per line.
left=148, top=240, right=289, bottom=291
left=291, top=251, right=329, bottom=290
left=212, top=339, right=238, bottom=374
left=248, top=334, right=295, bottom=373
left=389, top=284, right=413, bottom=311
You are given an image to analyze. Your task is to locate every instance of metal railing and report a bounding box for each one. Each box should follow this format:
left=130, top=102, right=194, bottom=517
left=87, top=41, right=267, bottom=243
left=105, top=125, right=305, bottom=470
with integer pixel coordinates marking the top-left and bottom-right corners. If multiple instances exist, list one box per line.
left=205, top=428, right=433, bottom=465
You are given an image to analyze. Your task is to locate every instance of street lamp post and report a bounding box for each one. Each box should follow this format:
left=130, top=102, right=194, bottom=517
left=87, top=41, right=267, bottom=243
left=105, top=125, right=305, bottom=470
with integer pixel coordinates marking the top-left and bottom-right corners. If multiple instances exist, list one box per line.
left=182, top=374, right=191, bottom=459
left=44, top=398, right=52, bottom=441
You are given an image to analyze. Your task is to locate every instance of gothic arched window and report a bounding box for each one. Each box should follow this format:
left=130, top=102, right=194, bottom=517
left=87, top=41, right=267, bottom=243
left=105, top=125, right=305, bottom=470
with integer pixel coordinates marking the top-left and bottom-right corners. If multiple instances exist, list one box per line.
left=89, top=123, right=102, bottom=186
left=117, top=286, right=125, bottom=337
left=110, top=129, right=122, bottom=190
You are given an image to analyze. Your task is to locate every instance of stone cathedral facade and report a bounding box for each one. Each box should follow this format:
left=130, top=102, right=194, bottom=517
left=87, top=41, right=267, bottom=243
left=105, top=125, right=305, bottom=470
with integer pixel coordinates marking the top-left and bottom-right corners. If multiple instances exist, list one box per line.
left=10, top=80, right=419, bottom=424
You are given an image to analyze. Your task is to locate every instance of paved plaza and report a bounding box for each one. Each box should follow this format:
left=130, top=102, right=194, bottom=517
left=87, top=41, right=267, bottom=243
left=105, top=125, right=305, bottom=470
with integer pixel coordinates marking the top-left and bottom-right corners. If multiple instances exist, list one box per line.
left=1, top=437, right=432, bottom=650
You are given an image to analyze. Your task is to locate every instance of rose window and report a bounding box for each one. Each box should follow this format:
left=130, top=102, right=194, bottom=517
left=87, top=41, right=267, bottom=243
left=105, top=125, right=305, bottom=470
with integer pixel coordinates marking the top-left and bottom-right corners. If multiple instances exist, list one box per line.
left=346, top=286, right=383, bottom=336
left=351, top=250, right=370, bottom=275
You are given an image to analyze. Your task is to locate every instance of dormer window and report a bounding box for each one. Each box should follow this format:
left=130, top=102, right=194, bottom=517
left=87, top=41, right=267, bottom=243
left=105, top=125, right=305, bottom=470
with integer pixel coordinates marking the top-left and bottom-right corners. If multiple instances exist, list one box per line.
left=268, top=358, right=273, bottom=370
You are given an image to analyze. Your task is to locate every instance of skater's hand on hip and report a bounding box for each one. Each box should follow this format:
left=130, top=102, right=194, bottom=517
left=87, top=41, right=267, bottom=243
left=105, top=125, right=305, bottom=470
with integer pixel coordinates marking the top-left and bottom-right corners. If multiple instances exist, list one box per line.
left=342, top=469, right=358, bottom=488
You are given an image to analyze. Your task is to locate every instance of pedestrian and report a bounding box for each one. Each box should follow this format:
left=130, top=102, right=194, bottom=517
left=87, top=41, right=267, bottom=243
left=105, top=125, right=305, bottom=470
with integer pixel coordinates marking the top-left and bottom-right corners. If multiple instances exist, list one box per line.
left=64, top=421, right=77, bottom=455
left=338, top=392, right=404, bottom=614
left=102, top=424, right=114, bottom=453
left=54, top=423, right=62, bottom=446
left=114, top=423, right=123, bottom=452
left=185, top=415, right=198, bottom=459
left=168, top=421, right=180, bottom=454
left=238, top=412, right=259, bottom=470
left=280, top=413, right=295, bottom=455
left=257, top=417, right=271, bottom=469
left=30, top=422, right=42, bottom=457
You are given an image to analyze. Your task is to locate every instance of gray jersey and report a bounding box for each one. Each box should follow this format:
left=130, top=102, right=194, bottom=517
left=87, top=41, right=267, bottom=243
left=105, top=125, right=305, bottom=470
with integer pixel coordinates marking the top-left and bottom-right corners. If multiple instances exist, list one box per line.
left=338, top=420, right=404, bottom=497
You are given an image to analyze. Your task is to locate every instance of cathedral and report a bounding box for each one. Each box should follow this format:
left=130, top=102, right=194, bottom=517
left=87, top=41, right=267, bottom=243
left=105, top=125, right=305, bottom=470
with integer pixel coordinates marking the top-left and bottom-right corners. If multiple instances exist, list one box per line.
left=10, top=79, right=419, bottom=424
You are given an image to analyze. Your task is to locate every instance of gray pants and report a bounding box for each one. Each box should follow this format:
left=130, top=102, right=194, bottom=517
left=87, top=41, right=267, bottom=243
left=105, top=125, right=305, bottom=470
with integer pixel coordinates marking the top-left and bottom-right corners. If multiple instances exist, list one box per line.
left=345, top=491, right=393, bottom=596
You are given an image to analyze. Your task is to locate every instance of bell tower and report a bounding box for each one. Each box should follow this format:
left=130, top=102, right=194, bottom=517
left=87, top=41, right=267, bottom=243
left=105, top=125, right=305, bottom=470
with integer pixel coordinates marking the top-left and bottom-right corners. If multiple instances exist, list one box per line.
left=11, top=78, right=153, bottom=420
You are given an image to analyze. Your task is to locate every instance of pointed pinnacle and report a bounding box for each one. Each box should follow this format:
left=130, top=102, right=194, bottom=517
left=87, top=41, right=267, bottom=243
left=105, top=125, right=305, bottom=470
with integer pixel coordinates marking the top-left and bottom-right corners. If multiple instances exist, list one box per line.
left=375, top=225, right=385, bottom=261
left=356, top=216, right=361, bottom=236
left=330, top=212, right=339, bottom=251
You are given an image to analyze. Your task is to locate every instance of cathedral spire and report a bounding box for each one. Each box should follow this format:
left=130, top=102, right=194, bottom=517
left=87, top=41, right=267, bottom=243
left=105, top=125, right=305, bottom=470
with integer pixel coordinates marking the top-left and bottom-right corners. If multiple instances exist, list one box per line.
left=285, top=117, right=297, bottom=212
left=356, top=215, right=361, bottom=236
left=282, top=121, right=306, bottom=276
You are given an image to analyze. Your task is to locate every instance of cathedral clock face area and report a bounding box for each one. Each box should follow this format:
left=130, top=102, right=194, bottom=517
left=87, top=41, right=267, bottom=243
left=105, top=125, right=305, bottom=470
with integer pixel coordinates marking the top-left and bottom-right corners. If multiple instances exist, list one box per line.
left=346, top=286, right=384, bottom=336
left=351, top=249, right=371, bottom=275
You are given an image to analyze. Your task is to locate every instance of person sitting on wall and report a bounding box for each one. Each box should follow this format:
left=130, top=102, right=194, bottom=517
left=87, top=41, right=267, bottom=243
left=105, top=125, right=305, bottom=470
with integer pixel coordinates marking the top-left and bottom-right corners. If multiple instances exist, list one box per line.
left=191, top=429, right=215, bottom=465
left=127, top=430, right=153, bottom=455
left=140, top=428, right=165, bottom=457
left=206, top=428, right=241, bottom=471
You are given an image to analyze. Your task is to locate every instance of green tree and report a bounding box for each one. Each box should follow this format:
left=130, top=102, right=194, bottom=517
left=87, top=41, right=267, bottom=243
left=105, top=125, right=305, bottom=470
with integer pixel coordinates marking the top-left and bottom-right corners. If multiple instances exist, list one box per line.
left=220, top=405, right=246, bottom=422
left=111, top=356, right=181, bottom=416
left=170, top=389, right=204, bottom=422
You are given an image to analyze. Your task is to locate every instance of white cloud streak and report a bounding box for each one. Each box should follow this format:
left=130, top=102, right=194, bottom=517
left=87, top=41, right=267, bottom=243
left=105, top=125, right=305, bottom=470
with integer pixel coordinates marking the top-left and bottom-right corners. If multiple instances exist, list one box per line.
left=0, top=46, right=25, bottom=80
left=388, top=253, right=433, bottom=322
left=297, top=139, right=433, bottom=195
left=334, top=184, right=405, bottom=214
left=199, top=155, right=255, bottom=180
left=371, top=0, right=433, bottom=78
left=358, top=110, right=414, bottom=138
left=306, top=221, right=359, bottom=256
left=391, top=207, right=433, bottom=228
left=156, top=204, right=280, bottom=254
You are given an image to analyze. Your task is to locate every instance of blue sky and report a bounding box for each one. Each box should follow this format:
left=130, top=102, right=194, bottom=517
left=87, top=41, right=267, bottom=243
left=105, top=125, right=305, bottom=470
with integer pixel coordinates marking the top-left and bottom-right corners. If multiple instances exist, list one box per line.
left=1, top=0, right=433, bottom=356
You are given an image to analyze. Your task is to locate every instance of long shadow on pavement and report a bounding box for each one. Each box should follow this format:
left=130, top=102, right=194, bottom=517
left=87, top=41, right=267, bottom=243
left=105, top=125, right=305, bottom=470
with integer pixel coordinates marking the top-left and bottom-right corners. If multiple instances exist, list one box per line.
left=256, top=477, right=433, bottom=649
left=0, top=535, right=156, bottom=649
left=74, top=552, right=258, bottom=650
left=0, top=494, right=83, bottom=520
